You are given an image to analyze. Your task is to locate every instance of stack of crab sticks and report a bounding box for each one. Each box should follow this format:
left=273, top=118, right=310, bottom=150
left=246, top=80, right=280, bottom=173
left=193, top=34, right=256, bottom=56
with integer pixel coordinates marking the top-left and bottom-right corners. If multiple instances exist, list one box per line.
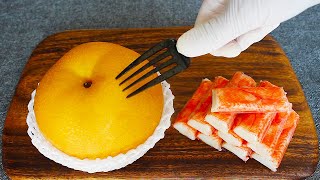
left=173, top=72, right=298, bottom=172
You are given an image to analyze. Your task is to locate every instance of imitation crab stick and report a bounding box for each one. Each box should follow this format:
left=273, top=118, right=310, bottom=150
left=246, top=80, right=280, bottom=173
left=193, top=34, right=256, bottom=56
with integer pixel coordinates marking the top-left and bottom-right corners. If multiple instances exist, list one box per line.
left=173, top=79, right=212, bottom=140
left=173, top=72, right=298, bottom=171
left=247, top=81, right=290, bottom=156
left=259, top=80, right=277, bottom=88
left=218, top=130, right=244, bottom=147
left=226, top=72, right=257, bottom=88
left=211, top=87, right=292, bottom=113
left=197, top=130, right=223, bottom=151
left=251, top=111, right=299, bottom=171
left=233, top=112, right=276, bottom=144
left=206, top=72, right=256, bottom=133
left=205, top=113, right=236, bottom=134
left=248, top=111, right=290, bottom=157
left=206, top=72, right=256, bottom=147
left=188, top=76, right=229, bottom=135
left=187, top=77, right=228, bottom=150
left=222, top=142, right=252, bottom=162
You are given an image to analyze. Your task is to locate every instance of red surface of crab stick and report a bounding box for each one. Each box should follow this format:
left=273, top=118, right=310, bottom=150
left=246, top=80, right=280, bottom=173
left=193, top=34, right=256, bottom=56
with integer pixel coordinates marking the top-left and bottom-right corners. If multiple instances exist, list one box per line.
left=233, top=112, right=277, bottom=144
left=173, top=79, right=212, bottom=140
left=248, top=111, right=290, bottom=157
left=205, top=72, right=256, bottom=133
left=186, top=77, right=229, bottom=150
left=211, top=87, right=291, bottom=113
left=188, top=76, right=229, bottom=135
left=226, top=72, right=257, bottom=88
left=205, top=72, right=255, bottom=147
left=247, top=81, right=291, bottom=156
left=251, top=111, right=299, bottom=171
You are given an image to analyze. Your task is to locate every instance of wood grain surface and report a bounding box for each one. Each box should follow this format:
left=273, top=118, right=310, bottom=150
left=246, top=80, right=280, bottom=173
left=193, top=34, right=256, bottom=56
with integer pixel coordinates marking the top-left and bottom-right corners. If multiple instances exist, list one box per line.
left=2, top=27, right=318, bottom=179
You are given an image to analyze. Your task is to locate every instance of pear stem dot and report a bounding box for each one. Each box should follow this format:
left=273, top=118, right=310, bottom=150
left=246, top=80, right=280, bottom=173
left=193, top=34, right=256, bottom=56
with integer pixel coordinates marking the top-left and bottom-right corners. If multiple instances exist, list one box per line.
left=83, top=81, right=92, bottom=88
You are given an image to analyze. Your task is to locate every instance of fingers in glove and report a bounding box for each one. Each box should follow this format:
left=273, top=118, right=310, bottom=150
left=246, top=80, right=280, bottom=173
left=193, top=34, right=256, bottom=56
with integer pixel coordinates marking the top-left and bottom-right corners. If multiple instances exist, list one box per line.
left=195, top=0, right=226, bottom=26
left=177, top=17, right=240, bottom=57
left=212, top=24, right=280, bottom=58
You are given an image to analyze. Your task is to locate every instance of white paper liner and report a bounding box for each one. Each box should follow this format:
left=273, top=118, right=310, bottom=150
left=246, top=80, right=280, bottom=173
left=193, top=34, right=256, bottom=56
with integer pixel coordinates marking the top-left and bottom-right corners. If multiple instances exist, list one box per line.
left=26, top=81, right=174, bottom=173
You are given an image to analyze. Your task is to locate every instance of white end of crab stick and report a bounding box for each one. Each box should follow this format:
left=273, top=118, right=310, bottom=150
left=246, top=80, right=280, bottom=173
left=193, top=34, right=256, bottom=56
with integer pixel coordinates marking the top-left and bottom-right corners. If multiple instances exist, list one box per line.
left=218, top=130, right=243, bottom=147
left=197, top=133, right=223, bottom=151
left=173, top=122, right=197, bottom=140
left=222, top=142, right=252, bottom=162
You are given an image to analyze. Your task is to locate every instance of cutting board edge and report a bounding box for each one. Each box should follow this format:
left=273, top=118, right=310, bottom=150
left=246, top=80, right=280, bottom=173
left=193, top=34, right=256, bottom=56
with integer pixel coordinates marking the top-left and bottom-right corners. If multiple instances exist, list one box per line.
left=2, top=28, right=319, bottom=179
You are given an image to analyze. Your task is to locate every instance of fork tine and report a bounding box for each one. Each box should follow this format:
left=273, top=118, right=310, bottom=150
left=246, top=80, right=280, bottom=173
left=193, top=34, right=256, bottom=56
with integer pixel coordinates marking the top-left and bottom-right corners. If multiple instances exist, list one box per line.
left=115, top=41, right=169, bottom=79
left=119, top=51, right=171, bottom=85
left=126, top=66, right=183, bottom=98
left=122, top=58, right=175, bottom=92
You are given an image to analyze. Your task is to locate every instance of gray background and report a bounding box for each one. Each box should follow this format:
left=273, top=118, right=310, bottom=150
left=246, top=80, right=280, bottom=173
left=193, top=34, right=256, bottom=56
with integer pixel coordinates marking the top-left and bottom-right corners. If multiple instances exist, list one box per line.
left=0, top=0, right=319, bottom=179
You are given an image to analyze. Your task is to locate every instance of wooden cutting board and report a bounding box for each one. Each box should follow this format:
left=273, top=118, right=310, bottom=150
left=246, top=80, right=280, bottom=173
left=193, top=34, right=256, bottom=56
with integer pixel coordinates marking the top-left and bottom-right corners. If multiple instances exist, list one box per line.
left=2, top=27, right=318, bottom=179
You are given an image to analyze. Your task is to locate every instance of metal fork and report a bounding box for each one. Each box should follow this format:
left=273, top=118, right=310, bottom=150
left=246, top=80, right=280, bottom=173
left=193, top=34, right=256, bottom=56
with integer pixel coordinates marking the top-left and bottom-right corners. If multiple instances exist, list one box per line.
left=116, top=39, right=190, bottom=98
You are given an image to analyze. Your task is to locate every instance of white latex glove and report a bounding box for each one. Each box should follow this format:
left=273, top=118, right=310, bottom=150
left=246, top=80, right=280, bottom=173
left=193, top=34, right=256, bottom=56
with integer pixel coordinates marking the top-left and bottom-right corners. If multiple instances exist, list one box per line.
left=177, top=0, right=320, bottom=58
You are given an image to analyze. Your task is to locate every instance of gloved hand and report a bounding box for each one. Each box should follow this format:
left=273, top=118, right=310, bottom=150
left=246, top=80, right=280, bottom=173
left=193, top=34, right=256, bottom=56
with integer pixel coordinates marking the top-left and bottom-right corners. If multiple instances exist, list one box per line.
left=177, top=0, right=320, bottom=58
